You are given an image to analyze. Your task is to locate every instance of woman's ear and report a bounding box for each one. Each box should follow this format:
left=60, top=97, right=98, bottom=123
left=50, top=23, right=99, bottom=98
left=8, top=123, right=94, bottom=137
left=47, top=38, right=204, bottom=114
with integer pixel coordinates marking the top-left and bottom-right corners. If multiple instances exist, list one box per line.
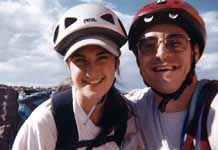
left=115, top=58, right=120, bottom=70
left=65, top=59, right=71, bottom=73
left=115, top=58, right=120, bottom=75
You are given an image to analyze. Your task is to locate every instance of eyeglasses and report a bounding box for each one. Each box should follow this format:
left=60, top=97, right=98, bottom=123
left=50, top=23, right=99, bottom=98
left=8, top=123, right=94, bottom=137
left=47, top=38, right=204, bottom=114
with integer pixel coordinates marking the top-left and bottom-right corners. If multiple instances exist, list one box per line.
left=137, top=33, right=191, bottom=56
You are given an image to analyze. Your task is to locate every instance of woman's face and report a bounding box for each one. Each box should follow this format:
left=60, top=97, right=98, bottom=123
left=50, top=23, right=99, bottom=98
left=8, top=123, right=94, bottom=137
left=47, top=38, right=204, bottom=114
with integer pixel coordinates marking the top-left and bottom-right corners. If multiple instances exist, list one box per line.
left=67, top=45, right=117, bottom=100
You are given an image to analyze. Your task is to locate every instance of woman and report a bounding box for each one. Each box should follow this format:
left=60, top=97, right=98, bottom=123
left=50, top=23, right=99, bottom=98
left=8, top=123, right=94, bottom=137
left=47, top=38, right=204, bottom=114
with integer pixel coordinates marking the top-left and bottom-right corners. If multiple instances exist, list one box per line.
left=13, top=3, right=144, bottom=150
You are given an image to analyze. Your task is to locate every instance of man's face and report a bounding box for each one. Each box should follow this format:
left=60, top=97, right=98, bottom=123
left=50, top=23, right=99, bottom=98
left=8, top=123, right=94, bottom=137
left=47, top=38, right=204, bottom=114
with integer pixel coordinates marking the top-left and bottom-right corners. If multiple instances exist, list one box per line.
left=137, top=24, right=194, bottom=93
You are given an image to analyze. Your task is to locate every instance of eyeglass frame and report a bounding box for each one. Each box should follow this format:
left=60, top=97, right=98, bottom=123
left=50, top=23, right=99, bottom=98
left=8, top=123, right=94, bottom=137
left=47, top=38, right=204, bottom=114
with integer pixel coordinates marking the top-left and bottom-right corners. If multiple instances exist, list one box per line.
left=136, top=32, right=191, bottom=56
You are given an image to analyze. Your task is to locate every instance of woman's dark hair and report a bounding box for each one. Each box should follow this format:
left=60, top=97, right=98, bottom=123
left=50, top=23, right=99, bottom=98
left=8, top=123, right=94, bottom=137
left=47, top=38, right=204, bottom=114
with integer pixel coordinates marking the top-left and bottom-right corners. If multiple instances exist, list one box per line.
left=86, top=85, right=133, bottom=149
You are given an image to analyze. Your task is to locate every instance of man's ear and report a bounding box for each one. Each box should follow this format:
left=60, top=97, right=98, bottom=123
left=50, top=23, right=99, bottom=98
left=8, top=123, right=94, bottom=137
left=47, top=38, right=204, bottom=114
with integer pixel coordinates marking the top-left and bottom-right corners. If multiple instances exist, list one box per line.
left=193, top=44, right=200, bottom=63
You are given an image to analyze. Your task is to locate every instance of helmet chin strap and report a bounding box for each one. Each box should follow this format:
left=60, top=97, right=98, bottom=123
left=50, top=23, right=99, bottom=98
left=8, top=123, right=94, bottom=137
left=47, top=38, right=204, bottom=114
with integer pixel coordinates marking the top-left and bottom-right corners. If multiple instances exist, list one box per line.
left=157, top=64, right=194, bottom=112
left=159, top=54, right=196, bottom=112
left=143, top=51, right=196, bottom=112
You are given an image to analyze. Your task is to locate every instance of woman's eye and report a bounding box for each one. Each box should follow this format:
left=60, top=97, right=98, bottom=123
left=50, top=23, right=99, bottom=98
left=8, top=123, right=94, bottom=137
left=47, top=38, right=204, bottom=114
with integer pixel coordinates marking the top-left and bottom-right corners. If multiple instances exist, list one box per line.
left=73, top=58, right=86, bottom=65
left=98, top=56, right=109, bottom=60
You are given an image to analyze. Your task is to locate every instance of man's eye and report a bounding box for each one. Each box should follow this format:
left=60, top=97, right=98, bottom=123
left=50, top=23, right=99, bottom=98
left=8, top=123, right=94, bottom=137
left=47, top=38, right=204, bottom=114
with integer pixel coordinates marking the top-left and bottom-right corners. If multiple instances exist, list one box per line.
left=145, top=42, right=156, bottom=48
left=139, top=37, right=157, bottom=49
left=140, top=41, right=156, bottom=50
left=168, top=40, right=183, bottom=47
left=169, top=40, right=180, bottom=45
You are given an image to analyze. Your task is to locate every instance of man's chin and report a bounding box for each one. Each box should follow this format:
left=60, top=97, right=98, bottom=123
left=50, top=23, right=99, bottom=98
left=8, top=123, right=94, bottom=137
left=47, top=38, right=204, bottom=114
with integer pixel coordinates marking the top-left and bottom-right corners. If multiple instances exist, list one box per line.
left=151, top=81, right=181, bottom=93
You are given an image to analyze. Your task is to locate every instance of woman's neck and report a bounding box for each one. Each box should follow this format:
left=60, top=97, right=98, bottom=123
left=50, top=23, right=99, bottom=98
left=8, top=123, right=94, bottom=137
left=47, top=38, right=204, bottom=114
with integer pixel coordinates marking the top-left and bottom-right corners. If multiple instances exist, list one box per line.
left=76, top=92, right=104, bottom=125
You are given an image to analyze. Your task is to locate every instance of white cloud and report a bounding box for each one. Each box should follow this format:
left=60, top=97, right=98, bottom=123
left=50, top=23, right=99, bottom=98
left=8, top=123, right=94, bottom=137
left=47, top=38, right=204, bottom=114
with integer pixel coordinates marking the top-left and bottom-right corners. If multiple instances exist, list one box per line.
left=202, top=11, right=218, bottom=33
left=116, top=43, right=145, bottom=91
left=201, top=11, right=218, bottom=54
left=0, top=0, right=67, bottom=87
left=1, top=0, right=218, bottom=91
left=196, top=11, right=218, bottom=80
left=111, top=12, right=145, bottom=91
left=80, top=0, right=103, bottom=3
left=79, top=0, right=117, bottom=11
left=197, top=53, right=218, bottom=80
left=0, top=0, right=141, bottom=90
left=117, top=10, right=218, bottom=91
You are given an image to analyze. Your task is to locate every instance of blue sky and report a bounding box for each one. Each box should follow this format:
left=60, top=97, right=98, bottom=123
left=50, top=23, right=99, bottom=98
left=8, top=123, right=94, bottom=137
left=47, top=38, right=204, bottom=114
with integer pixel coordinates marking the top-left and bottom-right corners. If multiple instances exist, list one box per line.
left=60, top=0, right=218, bottom=13
left=1, top=0, right=218, bottom=91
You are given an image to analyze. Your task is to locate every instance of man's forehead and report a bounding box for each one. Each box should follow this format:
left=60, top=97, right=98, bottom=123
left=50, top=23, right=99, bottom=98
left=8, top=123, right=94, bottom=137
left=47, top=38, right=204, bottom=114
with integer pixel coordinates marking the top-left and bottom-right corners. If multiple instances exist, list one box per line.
left=142, top=24, right=187, bottom=35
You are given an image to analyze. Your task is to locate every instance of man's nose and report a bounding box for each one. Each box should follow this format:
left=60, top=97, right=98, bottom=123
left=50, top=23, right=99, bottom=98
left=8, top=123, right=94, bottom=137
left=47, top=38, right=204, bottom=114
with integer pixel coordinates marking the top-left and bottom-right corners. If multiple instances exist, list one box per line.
left=155, top=42, right=170, bottom=60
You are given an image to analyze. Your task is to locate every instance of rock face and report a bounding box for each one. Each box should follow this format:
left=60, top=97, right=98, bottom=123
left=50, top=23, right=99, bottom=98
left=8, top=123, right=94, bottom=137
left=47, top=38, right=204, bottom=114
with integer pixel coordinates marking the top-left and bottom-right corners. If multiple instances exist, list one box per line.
left=0, top=86, right=19, bottom=150
left=0, top=82, right=72, bottom=148
left=0, top=84, right=55, bottom=149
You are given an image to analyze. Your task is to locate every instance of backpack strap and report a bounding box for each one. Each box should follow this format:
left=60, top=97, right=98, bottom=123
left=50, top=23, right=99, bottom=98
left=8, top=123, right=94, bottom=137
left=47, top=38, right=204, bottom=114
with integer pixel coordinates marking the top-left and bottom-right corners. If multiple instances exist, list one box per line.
left=200, top=80, right=218, bottom=149
left=183, top=80, right=218, bottom=150
left=51, top=88, right=79, bottom=150
left=52, top=88, right=125, bottom=149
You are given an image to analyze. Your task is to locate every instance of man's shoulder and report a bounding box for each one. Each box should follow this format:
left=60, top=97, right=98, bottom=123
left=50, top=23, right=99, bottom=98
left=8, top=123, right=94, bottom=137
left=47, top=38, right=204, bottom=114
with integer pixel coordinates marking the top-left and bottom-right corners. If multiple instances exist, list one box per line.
left=124, top=87, right=151, bottom=103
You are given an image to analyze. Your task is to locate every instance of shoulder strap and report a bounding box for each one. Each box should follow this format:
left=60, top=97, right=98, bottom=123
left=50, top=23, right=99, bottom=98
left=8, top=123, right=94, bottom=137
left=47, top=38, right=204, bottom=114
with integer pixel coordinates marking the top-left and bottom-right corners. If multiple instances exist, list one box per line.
left=200, top=80, right=218, bottom=149
left=52, top=88, right=125, bottom=149
left=183, top=80, right=218, bottom=150
left=51, top=89, right=78, bottom=150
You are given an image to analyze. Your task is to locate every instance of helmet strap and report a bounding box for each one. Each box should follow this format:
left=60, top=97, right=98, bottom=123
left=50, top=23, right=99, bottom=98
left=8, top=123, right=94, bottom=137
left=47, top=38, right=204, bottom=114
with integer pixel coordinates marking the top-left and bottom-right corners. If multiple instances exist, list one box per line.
left=140, top=47, right=195, bottom=112
left=157, top=49, right=196, bottom=112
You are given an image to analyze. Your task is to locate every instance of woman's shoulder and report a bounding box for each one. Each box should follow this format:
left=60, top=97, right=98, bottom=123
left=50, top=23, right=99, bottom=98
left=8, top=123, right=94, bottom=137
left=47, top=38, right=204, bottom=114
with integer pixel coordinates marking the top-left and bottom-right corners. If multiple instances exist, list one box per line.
left=23, top=99, right=56, bottom=130
left=13, top=99, right=57, bottom=150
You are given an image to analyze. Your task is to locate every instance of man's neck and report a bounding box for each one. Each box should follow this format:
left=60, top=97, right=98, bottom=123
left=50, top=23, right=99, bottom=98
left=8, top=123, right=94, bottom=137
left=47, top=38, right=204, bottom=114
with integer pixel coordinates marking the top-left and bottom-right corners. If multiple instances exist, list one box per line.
left=155, top=76, right=198, bottom=113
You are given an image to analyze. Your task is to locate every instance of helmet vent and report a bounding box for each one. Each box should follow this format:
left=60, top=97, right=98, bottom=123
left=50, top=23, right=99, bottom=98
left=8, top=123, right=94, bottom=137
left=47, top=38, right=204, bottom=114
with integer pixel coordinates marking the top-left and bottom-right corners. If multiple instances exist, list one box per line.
left=118, top=19, right=127, bottom=36
left=53, top=25, right=59, bottom=43
left=156, top=0, right=166, bottom=4
left=101, top=14, right=115, bottom=24
left=144, top=15, right=154, bottom=23
left=65, top=17, right=77, bottom=28
left=169, top=13, right=179, bottom=19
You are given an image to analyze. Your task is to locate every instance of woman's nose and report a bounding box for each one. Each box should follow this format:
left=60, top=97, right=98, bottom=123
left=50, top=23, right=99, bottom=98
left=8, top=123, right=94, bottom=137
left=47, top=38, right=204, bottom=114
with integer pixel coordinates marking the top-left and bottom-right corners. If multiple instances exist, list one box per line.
left=85, top=62, right=100, bottom=77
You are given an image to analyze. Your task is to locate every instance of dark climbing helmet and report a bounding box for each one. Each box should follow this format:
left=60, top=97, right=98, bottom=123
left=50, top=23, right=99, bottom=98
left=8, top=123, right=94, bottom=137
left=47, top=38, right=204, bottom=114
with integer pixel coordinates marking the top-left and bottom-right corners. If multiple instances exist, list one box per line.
left=128, top=0, right=206, bottom=57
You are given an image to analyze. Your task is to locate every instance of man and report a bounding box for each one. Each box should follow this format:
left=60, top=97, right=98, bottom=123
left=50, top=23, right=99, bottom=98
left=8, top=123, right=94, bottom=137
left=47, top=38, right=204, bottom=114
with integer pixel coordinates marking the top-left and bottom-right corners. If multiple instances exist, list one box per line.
left=126, top=0, right=218, bottom=149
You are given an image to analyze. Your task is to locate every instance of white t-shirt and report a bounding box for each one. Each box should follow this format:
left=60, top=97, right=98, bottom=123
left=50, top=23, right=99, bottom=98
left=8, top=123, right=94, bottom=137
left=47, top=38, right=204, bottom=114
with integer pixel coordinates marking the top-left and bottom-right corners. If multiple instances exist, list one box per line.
left=13, top=87, right=144, bottom=150
left=125, top=80, right=218, bottom=150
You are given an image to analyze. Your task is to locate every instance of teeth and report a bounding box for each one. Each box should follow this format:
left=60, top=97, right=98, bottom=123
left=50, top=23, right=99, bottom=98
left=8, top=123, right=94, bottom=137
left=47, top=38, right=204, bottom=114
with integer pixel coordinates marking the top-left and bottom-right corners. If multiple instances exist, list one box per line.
left=85, top=78, right=103, bottom=84
left=156, top=66, right=174, bottom=71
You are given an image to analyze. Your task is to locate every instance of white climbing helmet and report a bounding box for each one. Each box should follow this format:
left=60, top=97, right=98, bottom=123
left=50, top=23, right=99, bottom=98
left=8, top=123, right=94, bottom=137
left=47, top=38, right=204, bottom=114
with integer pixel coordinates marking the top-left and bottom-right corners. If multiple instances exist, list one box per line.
left=53, top=3, right=127, bottom=60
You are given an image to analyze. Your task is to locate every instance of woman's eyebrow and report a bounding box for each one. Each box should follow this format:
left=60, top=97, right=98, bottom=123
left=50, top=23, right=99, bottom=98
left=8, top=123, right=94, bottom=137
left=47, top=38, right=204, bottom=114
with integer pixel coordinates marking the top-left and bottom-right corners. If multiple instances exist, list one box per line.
left=70, top=53, right=85, bottom=59
left=96, top=51, right=111, bottom=56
